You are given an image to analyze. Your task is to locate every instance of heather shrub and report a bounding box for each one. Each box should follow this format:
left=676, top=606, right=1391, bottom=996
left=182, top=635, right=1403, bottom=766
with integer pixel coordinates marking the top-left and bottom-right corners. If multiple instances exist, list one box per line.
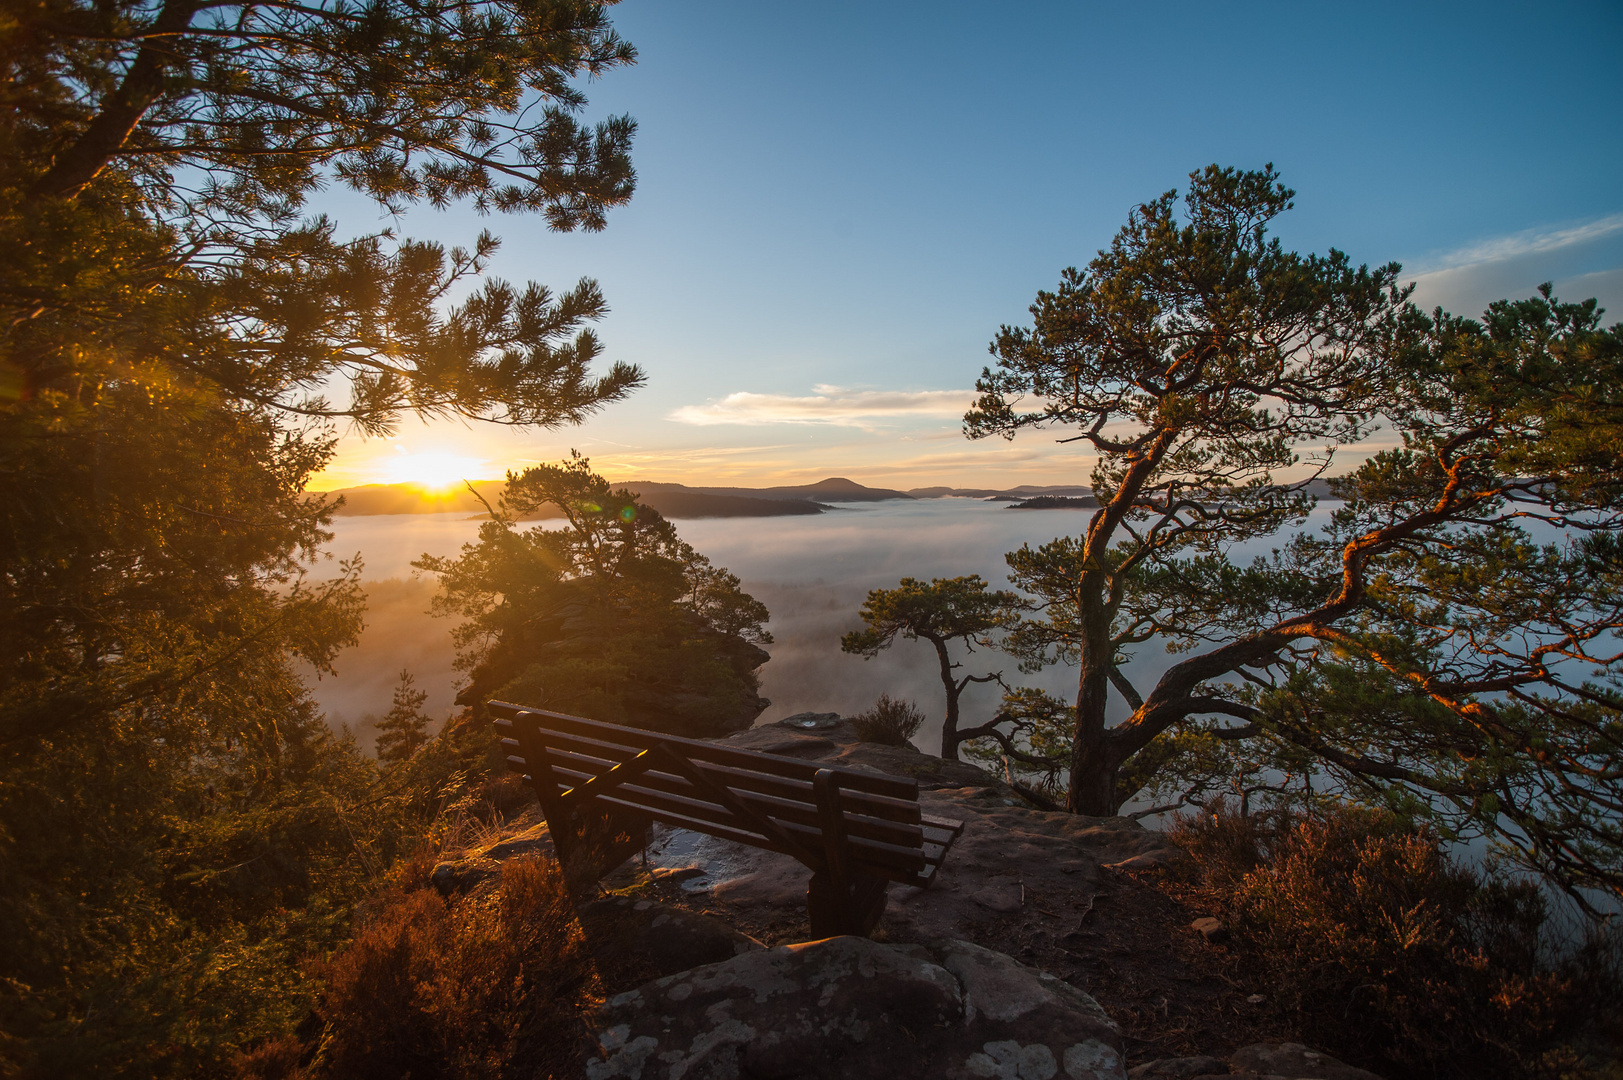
left=1169, top=803, right=1621, bottom=1079
left=310, top=857, right=599, bottom=1080
left=850, top=694, right=927, bottom=746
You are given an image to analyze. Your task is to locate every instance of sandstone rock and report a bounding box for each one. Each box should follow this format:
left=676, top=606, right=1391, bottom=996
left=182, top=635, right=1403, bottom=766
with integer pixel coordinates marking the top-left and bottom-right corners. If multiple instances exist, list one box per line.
left=1127, top=1057, right=1228, bottom=1078
left=970, top=882, right=1025, bottom=913
left=1103, top=850, right=1187, bottom=872
left=778, top=711, right=844, bottom=731
left=1189, top=917, right=1227, bottom=943
left=579, top=896, right=763, bottom=978
left=722, top=723, right=842, bottom=759
left=1228, top=1043, right=1383, bottom=1080
left=585, top=935, right=1127, bottom=1080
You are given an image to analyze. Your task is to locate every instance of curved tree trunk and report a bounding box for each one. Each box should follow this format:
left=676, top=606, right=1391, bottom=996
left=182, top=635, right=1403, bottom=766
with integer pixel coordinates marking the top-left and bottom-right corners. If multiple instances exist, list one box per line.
left=933, top=636, right=964, bottom=759
left=1067, top=613, right=1119, bottom=815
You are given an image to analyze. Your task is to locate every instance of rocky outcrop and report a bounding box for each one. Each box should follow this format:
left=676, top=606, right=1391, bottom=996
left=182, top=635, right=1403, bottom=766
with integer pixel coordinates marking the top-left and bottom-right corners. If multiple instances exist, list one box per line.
left=578, top=895, right=764, bottom=978
left=434, top=713, right=1382, bottom=1079
left=639, top=718, right=1185, bottom=945
left=585, top=935, right=1127, bottom=1080
left=1129, top=1043, right=1383, bottom=1080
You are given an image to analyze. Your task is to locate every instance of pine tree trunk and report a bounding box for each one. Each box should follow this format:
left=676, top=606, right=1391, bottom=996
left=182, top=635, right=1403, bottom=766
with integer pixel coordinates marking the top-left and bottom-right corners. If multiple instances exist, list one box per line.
left=934, top=636, right=962, bottom=759
left=1067, top=668, right=1118, bottom=815
left=1067, top=587, right=1119, bottom=815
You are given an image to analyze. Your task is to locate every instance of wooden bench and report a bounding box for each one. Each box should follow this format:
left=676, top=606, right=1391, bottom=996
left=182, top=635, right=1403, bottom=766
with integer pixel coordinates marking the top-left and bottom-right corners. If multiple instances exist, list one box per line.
left=490, top=700, right=965, bottom=937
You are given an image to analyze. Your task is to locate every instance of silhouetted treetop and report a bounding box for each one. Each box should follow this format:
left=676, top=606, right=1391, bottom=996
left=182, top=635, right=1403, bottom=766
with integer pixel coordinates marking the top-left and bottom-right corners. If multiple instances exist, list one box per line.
left=16, top=0, right=638, bottom=227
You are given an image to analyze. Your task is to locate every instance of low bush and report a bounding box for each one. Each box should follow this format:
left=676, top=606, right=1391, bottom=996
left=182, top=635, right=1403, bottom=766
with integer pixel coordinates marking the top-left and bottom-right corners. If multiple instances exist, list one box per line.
left=850, top=694, right=927, bottom=746
left=1168, top=803, right=1622, bottom=1079
left=303, top=856, right=600, bottom=1080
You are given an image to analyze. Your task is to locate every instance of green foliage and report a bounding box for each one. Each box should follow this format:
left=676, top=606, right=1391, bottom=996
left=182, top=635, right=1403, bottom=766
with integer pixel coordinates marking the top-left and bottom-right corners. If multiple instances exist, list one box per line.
left=2, top=1, right=645, bottom=1071
left=1169, top=804, right=1623, bottom=1079
left=2, top=683, right=498, bottom=1078
left=961, top=687, right=1073, bottom=796
left=965, top=164, right=1409, bottom=814
left=11, top=0, right=637, bottom=222
left=418, top=454, right=773, bottom=738
left=850, top=694, right=928, bottom=747
left=840, top=574, right=1020, bottom=658
left=375, top=670, right=435, bottom=764
left=840, top=575, right=1022, bottom=758
left=962, top=163, right=1623, bottom=910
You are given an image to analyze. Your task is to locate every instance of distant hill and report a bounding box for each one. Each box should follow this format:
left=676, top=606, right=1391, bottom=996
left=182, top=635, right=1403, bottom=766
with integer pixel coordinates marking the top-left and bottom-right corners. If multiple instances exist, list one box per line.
left=1006, top=495, right=1100, bottom=510
left=312, top=476, right=1341, bottom=519
left=1001, top=479, right=1341, bottom=511
left=910, top=484, right=1095, bottom=499
left=633, top=477, right=914, bottom=503
left=312, top=480, right=833, bottom=519
left=513, top=488, right=826, bottom=520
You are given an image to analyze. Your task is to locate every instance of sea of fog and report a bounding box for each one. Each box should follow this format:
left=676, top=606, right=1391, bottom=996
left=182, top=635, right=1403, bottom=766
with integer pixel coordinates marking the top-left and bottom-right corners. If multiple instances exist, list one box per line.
left=299, top=497, right=1341, bottom=754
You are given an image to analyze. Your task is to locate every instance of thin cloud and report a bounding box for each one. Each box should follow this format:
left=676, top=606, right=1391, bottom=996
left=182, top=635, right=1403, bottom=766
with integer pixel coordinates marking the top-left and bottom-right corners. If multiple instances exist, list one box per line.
left=1410, top=213, right=1623, bottom=275
left=670, top=385, right=977, bottom=427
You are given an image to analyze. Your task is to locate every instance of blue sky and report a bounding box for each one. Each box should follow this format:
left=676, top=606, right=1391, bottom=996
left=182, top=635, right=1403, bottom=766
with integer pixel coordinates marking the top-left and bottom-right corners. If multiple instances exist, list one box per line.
left=313, top=0, right=1623, bottom=489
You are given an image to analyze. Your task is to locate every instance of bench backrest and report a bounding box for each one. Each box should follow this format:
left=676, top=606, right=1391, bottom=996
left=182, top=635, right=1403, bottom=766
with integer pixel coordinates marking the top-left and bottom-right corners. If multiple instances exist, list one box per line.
left=490, top=700, right=934, bottom=884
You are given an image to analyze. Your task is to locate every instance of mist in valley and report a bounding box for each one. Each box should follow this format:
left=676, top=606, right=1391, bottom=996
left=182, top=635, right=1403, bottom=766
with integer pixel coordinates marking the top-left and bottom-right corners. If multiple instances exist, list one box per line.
left=304, top=497, right=1342, bottom=757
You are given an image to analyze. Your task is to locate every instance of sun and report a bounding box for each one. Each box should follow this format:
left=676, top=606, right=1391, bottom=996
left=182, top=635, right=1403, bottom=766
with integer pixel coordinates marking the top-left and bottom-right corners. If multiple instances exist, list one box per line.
left=381, top=451, right=487, bottom=491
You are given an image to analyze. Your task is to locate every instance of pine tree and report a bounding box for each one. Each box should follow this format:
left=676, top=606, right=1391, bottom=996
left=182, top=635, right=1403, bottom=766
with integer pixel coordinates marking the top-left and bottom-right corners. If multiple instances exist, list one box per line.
left=966, top=165, right=1623, bottom=906
left=1, top=1, right=648, bottom=1069
left=375, top=670, right=434, bottom=764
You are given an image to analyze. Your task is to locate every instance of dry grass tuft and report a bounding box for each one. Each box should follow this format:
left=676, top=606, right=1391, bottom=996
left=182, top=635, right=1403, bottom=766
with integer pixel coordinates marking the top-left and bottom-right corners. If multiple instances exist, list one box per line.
left=850, top=693, right=927, bottom=746
left=1168, top=803, right=1622, bottom=1079
left=307, top=856, right=599, bottom=1080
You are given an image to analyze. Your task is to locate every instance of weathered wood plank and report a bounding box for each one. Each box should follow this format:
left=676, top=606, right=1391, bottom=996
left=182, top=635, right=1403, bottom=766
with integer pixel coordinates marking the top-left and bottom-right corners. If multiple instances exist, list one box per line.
left=530, top=733, right=922, bottom=824
left=488, top=701, right=918, bottom=799
left=492, top=700, right=961, bottom=922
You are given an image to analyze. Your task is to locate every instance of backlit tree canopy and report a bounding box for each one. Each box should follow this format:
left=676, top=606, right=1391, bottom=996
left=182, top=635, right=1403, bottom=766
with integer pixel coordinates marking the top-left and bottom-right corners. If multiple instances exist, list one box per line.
left=1, top=1, right=647, bottom=1068
left=966, top=165, right=1623, bottom=906
left=418, top=455, right=775, bottom=738
left=4, top=0, right=645, bottom=433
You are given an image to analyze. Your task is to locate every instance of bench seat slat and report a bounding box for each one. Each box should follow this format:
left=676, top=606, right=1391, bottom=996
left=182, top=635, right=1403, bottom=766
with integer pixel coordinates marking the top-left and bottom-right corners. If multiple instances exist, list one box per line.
left=587, top=794, right=797, bottom=857
left=495, top=702, right=963, bottom=905
left=539, top=764, right=928, bottom=876
left=533, top=752, right=925, bottom=846
left=523, top=756, right=925, bottom=848
left=496, top=721, right=928, bottom=821
left=490, top=702, right=918, bottom=800
left=522, top=734, right=924, bottom=824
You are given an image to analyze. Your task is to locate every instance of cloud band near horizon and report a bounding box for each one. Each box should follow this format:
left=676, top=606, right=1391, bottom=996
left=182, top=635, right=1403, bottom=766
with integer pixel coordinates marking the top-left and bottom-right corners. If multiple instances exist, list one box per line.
left=670, top=384, right=977, bottom=427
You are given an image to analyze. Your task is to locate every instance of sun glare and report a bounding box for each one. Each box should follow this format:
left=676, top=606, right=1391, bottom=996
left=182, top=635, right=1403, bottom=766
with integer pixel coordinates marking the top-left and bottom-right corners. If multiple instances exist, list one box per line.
left=381, top=451, right=487, bottom=491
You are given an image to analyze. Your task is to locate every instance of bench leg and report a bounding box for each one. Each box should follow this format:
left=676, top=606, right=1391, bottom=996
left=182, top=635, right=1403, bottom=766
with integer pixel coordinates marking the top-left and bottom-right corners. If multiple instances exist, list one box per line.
left=807, top=870, right=888, bottom=938
left=550, top=806, right=651, bottom=897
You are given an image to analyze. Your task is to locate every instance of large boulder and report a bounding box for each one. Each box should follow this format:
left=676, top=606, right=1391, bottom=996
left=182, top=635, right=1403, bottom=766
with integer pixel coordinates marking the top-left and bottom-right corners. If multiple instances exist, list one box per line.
left=585, top=935, right=1127, bottom=1080
left=579, top=895, right=764, bottom=979
left=1227, top=1042, right=1383, bottom=1080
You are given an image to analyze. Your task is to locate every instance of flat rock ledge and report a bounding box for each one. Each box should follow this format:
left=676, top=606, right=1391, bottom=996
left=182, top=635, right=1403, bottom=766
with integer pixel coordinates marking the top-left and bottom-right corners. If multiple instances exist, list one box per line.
left=585, top=934, right=1127, bottom=1080
left=1129, top=1043, right=1384, bottom=1080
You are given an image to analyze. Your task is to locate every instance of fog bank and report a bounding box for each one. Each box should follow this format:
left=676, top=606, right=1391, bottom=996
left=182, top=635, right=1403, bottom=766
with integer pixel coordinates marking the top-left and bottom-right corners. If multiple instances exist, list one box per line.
left=302, top=498, right=1340, bottom=753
